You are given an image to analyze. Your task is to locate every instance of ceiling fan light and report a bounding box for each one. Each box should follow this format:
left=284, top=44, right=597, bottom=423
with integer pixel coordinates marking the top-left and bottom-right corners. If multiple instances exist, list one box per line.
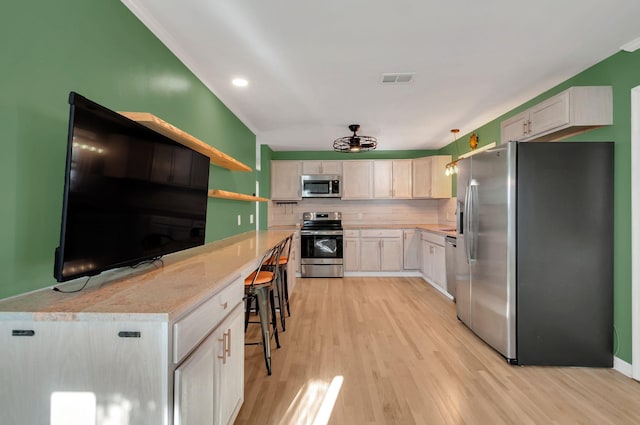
left=333, top=124, right=377, bottom=153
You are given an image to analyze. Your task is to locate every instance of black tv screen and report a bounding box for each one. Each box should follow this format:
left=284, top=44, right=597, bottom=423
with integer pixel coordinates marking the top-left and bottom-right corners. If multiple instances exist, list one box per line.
left=54, top=92, right=209, bottom=282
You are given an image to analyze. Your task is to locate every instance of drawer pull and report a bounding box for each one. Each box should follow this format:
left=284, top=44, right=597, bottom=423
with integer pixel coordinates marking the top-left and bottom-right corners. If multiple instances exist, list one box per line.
left=12, top=330, right=35, bottom=337
left=118, top=331, right=141, bottom=338
left=221, top=301, right=228, bottom=310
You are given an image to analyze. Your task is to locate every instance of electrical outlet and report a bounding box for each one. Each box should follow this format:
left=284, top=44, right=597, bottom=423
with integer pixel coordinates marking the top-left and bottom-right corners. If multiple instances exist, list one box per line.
left=237, top=214, right=241, bottom=226
left=250, top=214, right=254, bottom=224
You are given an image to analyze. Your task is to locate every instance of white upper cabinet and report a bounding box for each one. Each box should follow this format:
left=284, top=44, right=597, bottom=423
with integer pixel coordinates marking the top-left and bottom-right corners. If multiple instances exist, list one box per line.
left=392, top=159, right=413, bottom=199
left=500, top=86, right=612, bottom=143
left=501, top=111, right=530, bottom=144
left=412, top=155, right=452, bottom=199
left=373, top=160, right=393, bottom=198
left=271, top=160, right=302, bottom=200
left=372, top=159, right=412, bottom=199
left=342, top=160, right=373, bottom=199
left=302, top=160, right=342, bottom=175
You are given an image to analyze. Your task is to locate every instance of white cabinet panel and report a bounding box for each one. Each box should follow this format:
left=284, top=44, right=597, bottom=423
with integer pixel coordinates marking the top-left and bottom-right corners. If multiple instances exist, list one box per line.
left=420, top=231, right=447, bottom=292
left=360, top=238, right=382, bottom=271
left=217, top=305, right=244, bottom=425
left=173, top=281, right=242, bottom=364
left=344, top=237, right=360, bottom=272
left=500, top=86, right=612, bottom=143
left=271, top=160, right=302, bottom=200
left=302, top=160, right=342, bottom=175
left=359, top=230, right=403, bottom=272
left=175, top=304, right=244, bottom=425
left=403, top=229, right=420, bottom=270
left=174, top=330, right=215, bottom=425
left=380, top=238, right=403, bottom=271
left=342, top=160, right=373, bottom=199
left=373, top=160, right=393, bottom=198
left=412, top=156, right=451, bottom=199
left=392, top=160, right=413, bottom=199
left=501, top=111, right=529, bottom=143
left=0, top=320, right=168, bottom=425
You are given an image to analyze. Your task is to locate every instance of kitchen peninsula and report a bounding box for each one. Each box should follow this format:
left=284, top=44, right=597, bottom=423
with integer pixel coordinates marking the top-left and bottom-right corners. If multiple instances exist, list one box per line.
left=0, top=230, right=292, bottom=425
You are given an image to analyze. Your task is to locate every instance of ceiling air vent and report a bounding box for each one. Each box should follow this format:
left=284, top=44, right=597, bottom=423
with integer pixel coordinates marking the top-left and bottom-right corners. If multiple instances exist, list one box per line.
left=381, top=73, right=415, bottom=84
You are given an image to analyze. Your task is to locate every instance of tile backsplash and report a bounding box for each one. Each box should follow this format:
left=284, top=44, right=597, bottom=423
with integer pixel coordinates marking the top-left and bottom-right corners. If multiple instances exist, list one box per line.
left=269, top=198, right=454, bottom=227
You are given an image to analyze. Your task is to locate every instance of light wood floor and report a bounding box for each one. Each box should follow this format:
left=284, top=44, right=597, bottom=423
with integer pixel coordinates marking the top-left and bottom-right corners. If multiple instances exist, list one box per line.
left=236, top=277, right=640, bottom=425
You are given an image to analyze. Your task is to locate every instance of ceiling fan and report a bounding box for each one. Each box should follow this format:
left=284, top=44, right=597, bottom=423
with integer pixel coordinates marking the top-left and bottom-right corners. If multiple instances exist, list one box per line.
left=333, top=124, right=377, bottom=153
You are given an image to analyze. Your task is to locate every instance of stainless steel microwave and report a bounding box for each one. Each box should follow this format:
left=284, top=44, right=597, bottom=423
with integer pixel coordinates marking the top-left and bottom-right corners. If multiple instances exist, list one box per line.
left=301, top=174, right=341, bottom=198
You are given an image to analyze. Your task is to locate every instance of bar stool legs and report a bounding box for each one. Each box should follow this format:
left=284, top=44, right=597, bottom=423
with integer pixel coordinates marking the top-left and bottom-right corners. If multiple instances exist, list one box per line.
left=245, top=284, right=281, bottom=376
left=254, top=285, right=279, bottom=375
left=281, top=265, right=291, bottom=317
left=274, top=269, right=286, bottom=332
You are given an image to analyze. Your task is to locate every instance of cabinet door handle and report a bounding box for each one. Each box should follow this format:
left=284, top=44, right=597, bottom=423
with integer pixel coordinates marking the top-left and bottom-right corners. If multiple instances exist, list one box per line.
left=226, top=329, right=232, bottom=358
left=218, top=333, right=227, bottom=364
left=221, top=301, right=228, bottom=310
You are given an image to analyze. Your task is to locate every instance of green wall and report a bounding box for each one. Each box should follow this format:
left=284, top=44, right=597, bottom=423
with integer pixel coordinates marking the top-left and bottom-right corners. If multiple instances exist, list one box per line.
left=0, top=1, right=257, bottom=299
left=271, top=149, right=436, bottom=160
left=437, top=50, right=640, bottom=363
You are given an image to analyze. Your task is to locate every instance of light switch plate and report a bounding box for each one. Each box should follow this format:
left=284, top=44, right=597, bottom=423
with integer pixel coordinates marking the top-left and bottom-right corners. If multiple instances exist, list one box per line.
left=237, top=215, right=241, bottom=226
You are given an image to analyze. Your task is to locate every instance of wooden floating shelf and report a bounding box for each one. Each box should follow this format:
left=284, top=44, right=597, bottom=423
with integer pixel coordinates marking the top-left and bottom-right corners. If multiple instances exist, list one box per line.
left=208, top=189, right=269, bottom=202
left=119, top=111, right=252, bottom=172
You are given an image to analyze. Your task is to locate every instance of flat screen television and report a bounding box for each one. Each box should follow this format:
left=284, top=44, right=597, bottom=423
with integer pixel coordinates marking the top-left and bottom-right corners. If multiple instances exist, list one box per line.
left=54, top=92, right=210, bottom=282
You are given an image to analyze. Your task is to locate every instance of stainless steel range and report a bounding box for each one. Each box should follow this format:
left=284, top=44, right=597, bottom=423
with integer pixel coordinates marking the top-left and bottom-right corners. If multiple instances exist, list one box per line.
left=300, top=212, right=344, bottom=278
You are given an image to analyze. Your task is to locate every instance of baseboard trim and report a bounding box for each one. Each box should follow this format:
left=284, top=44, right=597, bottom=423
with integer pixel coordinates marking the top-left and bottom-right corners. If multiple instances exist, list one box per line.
left=343, top=271, right=422, bottom=277
left=421, top=276, right=454, bottom=301
left=614, top=356, right=632, bottom=377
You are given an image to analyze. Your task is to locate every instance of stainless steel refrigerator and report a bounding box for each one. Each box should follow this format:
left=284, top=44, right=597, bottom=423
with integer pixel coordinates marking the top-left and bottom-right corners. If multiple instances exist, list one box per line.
left=455, top=141, right=613, bottom=366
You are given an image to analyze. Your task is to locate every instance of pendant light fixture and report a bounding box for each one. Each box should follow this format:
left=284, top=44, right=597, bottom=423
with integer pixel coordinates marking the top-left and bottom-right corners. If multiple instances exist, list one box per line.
left=333, top=124, right=377, bottom=153
left=445, top=129, right=461, bottom=176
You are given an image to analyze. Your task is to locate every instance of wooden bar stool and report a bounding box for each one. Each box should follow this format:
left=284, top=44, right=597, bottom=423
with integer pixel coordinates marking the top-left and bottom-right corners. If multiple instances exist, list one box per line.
left=244, top=244, right=282, bottom=376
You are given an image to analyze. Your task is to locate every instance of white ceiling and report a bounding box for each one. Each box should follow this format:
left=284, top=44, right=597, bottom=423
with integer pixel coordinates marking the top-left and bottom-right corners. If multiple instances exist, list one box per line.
left=121, top=0, right=640, bottom=151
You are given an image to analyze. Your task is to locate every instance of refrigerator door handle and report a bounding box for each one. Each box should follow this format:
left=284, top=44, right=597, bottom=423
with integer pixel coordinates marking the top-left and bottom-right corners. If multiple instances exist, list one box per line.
left=468, top=180, right=479, bottom=263
left=463, top=184, right=472, bottom=264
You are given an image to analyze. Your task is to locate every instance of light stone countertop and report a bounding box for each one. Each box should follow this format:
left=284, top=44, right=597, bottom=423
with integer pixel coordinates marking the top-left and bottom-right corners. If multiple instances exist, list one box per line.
left=343, top=223, right=456, bottom=236
left=0, top=230, right=293, bottom=322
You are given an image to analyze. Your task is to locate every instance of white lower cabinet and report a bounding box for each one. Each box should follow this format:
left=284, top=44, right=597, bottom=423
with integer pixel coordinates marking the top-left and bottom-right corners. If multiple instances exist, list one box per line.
left=174, top=329, right=216, bottom=424
left=420, top=231, right=447, bottom=291
left=0, top=320, right=168, bottom=425
left=344, top=232, right=360, bottom=272
left=403, top=229, right=420, bottom=270
left=359, top=229, right=403, bottom=272
left=174, top=304, right=244, bottom=425
left=217, top=305, right=245, bottom=425
left=0, top=277, right=245, bottom=425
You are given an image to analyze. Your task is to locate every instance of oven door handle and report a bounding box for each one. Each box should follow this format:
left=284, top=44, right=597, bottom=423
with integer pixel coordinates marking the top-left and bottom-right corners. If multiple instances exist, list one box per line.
left=300, top=230, right=344, bottom=236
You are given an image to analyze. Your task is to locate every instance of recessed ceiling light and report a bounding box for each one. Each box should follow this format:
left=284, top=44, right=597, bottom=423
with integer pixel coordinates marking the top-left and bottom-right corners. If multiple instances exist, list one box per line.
left=232, top=78, right=249, bottom=87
